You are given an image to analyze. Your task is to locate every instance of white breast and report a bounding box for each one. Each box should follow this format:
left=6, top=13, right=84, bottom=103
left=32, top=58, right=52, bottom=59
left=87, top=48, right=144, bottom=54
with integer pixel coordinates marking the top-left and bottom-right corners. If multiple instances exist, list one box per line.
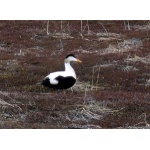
left=45, top=62, right=76, bottom=85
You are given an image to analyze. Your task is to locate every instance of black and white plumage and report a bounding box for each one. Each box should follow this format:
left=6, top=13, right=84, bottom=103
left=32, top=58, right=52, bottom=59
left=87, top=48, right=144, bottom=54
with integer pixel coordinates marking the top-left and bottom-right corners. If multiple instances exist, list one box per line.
left=42, top=54, right=82, bottom=90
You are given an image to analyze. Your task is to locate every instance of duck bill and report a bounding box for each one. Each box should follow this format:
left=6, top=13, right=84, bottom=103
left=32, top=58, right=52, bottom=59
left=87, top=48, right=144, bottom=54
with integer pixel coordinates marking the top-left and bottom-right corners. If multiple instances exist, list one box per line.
left=76, top=59, right=82, bottom=63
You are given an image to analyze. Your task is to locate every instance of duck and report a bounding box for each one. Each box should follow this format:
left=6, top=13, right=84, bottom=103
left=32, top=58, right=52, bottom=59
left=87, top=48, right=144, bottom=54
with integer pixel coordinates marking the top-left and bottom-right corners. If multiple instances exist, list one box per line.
left=42, top=54, right=82, bottom=90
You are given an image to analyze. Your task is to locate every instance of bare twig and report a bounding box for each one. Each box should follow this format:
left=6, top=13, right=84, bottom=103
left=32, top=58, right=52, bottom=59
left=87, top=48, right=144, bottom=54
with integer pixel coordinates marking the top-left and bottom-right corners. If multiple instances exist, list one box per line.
left=99, top=22, right=109, bottom=36
left=60, top=20, right=63, bottom=32
left=124, top=21, right=131, bottom=30
left=81, top=20, right=83, bottom=33
left=83, top=85, right=88, bottom=104
left=91, top=67, right=95, bottom=90
left=59, top=39, right=64, bottom=51
left=95, top=65, right=101, bottom=90
left=46, top=20, right=50, bottom=35
left=81, top=107, right=102, bottom=120
left=87, top=20, right=90, bottom=35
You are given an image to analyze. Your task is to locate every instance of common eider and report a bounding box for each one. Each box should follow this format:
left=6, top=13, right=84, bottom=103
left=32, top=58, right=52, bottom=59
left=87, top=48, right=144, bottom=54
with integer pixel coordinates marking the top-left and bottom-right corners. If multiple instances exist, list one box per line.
left=42, top=54, right=82, bottom=90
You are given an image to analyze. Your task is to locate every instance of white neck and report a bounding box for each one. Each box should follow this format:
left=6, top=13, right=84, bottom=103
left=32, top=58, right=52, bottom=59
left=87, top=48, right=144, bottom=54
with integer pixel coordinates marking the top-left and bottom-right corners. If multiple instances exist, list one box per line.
left=64, top=62, right=76, bottom=78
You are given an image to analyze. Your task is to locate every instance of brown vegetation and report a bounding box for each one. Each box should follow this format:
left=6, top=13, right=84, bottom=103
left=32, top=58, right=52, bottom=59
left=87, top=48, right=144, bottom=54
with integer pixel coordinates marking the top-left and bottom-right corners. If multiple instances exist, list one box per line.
left=0, top=20, right=150, bottom=128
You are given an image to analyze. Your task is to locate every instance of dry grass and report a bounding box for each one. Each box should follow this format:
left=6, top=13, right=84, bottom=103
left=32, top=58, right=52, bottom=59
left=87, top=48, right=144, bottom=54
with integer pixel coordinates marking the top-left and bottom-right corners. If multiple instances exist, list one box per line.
left=100, top=38, right=142, bottom=55
left=126, top=55, right=150, bottom=64
left=133, top=22, right=150, bottom=31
